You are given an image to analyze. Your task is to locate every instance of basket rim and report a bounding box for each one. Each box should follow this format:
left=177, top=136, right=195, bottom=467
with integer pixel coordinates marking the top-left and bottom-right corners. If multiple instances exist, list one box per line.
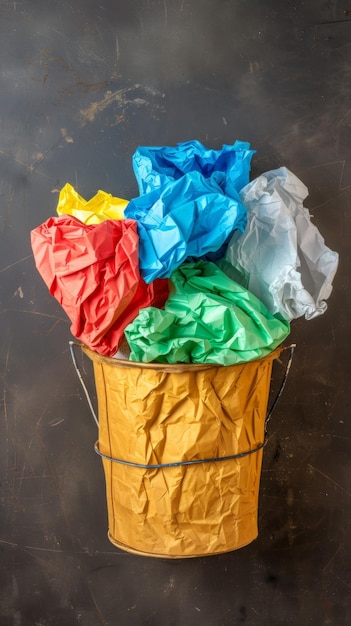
left=80, top=342, right=285, bottom=372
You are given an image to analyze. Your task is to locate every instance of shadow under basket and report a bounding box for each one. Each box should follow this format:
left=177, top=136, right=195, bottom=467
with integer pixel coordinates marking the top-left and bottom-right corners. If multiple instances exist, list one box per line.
left=70, top=343, right=294, bottom=559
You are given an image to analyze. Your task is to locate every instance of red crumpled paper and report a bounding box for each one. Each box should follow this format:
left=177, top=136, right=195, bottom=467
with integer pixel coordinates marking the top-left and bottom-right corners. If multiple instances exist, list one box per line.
left=31, top=215, right=169, bottom=355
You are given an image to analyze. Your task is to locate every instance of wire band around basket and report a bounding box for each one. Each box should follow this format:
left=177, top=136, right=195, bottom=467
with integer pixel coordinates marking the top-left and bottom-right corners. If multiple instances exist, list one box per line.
left=94, top=440, right=265, bottom=469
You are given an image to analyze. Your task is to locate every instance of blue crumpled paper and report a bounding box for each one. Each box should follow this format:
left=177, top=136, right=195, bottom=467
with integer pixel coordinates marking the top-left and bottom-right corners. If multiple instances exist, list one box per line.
left=124, top=171, right=248, bottom=283
left=132, top=139, right=255, bottom=198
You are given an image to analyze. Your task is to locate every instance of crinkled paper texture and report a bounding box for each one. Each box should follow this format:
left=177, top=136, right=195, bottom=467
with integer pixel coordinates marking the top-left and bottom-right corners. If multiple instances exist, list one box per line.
left=86, top=345, right=280, bottom=556
left=224, top=167, right=339, bottom=320
left=57, top=183, right=127, bottom=224
left=124, top=261, right=290, bottom=364
left=132, top=139, right=255, bottom=198
left=30, top=215, right=169, bottom=356
left=124, top=172, right=248, bottom=283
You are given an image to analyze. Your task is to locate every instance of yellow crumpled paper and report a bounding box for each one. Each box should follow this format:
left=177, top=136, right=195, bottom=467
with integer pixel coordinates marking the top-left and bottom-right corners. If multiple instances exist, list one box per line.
left=56, top=183, right=128, bottom=224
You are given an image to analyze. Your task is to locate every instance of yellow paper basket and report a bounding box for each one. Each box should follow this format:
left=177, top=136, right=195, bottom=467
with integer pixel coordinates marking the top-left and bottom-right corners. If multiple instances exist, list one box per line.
left=70, top=343, right=294, bottom=558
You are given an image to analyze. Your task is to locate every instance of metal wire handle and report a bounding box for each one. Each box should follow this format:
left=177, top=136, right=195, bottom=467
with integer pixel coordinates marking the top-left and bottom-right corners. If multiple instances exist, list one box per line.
left=69, top=341, right=99, bottom=427
left=265, top=343, right=295, bottom=426
left=70, top=341, right=295, bottom=468
left=69, top=340, right=295, bottom=432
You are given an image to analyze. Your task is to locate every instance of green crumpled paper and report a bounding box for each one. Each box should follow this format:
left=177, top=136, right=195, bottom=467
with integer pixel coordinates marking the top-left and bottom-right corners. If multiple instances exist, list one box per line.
left=124, top=261, right=290, bottom=365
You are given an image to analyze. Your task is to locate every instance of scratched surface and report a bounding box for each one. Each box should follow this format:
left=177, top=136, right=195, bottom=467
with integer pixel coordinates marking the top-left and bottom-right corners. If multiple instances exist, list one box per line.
left=0, top=0, right=350, bottom=624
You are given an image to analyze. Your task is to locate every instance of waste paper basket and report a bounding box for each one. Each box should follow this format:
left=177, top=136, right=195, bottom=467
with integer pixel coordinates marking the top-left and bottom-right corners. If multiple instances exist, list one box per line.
left=71, top=343, right=293, bottom=558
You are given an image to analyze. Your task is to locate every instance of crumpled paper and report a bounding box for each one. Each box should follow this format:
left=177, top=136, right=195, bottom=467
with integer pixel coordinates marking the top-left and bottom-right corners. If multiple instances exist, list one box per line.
left=224, top=167, right=339, bottom=320
left=132, top=139, right=255, bottom=198
left=57, top=183, right=127, bottom=224
left=124, top=261, right=290, bottom=364
left=124, top=172, right=248, bottom=283
left=30, top=215, right=169, bottom=356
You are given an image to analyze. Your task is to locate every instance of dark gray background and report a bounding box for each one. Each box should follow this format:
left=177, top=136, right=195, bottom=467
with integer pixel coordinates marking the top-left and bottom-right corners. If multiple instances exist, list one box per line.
left=0, top=1, right=349, bottom=624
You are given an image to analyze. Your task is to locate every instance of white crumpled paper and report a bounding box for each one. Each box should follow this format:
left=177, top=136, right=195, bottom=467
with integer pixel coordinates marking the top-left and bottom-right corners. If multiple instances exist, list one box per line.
left=225, top=167, right=339, bottom=321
